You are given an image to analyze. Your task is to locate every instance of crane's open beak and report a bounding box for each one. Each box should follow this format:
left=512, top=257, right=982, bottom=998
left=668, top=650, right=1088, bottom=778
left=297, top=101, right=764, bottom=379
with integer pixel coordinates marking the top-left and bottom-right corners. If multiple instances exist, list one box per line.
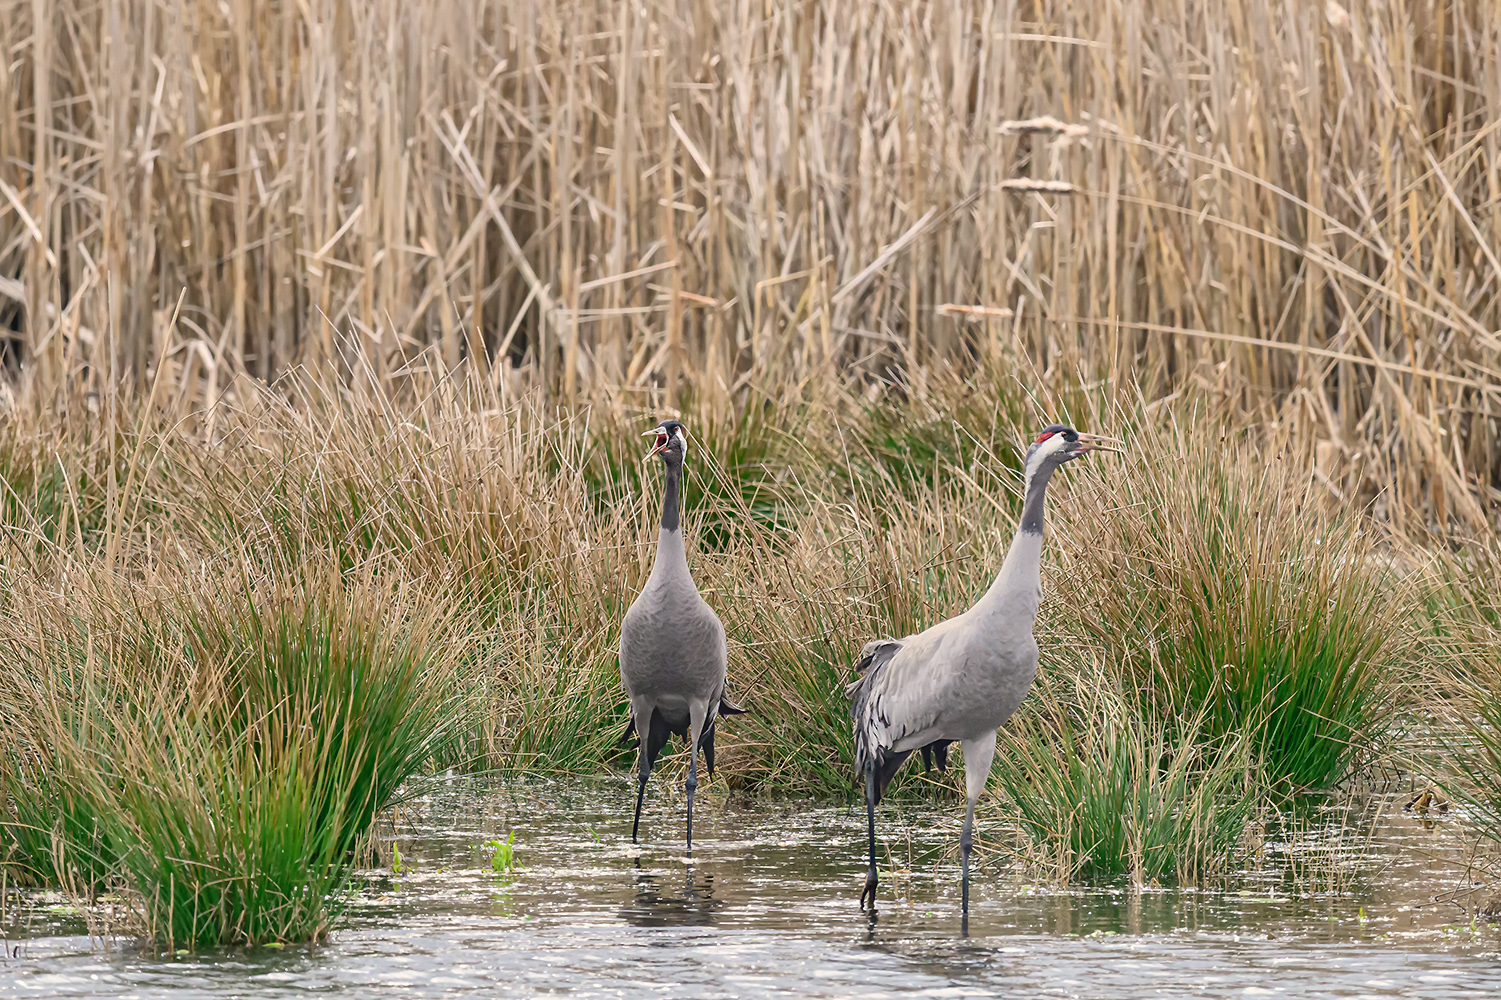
left=1074, top=432, right=1124, bottom=455
left=642, top=427, right=669, bottom=459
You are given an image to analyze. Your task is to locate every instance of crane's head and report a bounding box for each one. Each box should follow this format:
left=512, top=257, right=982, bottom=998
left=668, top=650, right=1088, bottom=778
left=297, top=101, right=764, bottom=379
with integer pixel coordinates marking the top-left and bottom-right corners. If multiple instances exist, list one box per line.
left=643, top=419, right=688, bottom=465
left=1024, top=424, right=1120, bottom=476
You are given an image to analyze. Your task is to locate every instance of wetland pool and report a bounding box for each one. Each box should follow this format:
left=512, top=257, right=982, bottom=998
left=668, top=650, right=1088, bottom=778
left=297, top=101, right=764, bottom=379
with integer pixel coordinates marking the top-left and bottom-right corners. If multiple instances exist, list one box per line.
left=3, top=777, right=1500, bottom=998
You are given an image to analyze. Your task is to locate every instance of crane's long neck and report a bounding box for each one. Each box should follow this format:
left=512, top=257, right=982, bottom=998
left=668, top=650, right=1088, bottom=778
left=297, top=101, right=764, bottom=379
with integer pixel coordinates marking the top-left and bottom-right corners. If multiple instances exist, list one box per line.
left=660, top=457, right=682, bottom=532
left=649, top=457, right=689, bottom=581
left=977, top=457, right=1058, bottom=611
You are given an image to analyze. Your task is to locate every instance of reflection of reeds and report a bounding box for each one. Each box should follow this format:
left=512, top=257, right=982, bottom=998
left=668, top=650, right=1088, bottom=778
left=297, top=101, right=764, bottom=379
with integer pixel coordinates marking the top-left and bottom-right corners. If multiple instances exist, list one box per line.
left=1423, top=538, right=1501, bottom=848
left=1253, top=799, right=1386, bottom=898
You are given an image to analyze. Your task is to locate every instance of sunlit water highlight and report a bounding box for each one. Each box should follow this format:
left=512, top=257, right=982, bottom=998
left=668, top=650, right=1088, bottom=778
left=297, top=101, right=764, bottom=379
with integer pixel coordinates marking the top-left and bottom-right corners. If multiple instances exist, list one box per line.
left=4, top=777, right=1499, bottom=997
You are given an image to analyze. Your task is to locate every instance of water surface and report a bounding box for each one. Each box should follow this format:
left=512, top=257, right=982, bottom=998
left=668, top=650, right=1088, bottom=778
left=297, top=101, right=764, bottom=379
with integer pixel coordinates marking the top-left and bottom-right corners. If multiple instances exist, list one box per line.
left=4, top=777, right=1499, bottom=997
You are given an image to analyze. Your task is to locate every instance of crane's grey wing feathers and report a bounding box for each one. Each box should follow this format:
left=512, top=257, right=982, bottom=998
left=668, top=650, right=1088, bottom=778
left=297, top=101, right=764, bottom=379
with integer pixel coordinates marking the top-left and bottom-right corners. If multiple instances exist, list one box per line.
left=846, top=612, right=1031, bottom=801
left=846, top=637, right=943, bottom=800
left=845, top=639, right=900, bottom=778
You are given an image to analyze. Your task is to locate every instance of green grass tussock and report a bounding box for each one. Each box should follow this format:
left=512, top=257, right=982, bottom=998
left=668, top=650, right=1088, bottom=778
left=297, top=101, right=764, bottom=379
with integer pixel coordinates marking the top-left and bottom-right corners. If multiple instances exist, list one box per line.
left=1055, top=418, right=1401, bottom=791
left=990, top=666, right=1260, bottom=886
left=0, top=569, right=471, bottom=947
left=0, top=730, right=115, bottom=893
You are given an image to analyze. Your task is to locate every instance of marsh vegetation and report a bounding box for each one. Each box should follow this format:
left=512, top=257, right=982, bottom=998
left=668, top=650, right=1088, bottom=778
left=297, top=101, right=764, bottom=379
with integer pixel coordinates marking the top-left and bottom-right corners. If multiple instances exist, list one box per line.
left=2, top=364, right=1498, bottom=947
left=3, top=0, right=1501, bottom=961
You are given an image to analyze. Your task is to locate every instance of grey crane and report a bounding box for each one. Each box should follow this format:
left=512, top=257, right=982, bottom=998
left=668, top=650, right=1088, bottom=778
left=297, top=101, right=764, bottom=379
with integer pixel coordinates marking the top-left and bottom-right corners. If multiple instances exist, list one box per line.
left=847, top=424, right=1118, bottom=923
left=618, top=419, right=744, bottom=851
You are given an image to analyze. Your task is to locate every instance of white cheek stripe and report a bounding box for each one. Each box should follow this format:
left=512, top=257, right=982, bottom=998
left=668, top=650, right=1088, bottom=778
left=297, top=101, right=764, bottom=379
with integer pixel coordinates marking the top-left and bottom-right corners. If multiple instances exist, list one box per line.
left=1025, top=433, right=1068, bottom=476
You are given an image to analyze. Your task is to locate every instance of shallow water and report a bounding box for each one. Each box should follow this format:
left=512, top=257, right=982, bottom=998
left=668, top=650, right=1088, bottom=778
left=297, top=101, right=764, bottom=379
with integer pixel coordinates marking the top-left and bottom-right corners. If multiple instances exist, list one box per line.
left=4, top=777, right=1500, bottom=998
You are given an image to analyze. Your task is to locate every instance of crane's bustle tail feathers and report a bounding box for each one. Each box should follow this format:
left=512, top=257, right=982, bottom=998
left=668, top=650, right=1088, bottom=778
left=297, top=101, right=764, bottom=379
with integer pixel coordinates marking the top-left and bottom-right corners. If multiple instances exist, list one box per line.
left=847, top=637, right=916, bottom=803
left=718, top=696, right=746, bottom=716
left=854, top=638, right=902, bottom=674
left=870, top=747, right=915, bottom=801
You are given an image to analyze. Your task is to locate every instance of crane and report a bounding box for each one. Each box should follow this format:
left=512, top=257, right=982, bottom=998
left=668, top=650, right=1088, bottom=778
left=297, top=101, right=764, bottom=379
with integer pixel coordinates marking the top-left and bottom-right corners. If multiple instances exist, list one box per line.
left=619, top=420, right=744, bottom=852
left=847, top=424, right=1118, bottom=927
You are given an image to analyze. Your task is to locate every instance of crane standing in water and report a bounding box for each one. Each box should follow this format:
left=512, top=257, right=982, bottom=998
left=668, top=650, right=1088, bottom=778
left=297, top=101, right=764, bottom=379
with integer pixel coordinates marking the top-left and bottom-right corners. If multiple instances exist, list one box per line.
left=619, top=420, right=743, bottom=852
left=847, top=425, right=1119, bottom=927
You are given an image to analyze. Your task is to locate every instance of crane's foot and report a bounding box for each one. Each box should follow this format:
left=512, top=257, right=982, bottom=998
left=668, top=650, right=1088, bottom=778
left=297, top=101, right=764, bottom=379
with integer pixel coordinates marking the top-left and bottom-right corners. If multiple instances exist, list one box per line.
left=860, top=864, right=879, bottom=911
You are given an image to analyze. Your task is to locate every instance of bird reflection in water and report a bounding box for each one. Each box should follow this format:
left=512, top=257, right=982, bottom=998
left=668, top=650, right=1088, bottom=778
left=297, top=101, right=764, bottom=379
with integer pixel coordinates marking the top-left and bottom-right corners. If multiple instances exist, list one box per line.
left=621, top=867, right=722, bottom=927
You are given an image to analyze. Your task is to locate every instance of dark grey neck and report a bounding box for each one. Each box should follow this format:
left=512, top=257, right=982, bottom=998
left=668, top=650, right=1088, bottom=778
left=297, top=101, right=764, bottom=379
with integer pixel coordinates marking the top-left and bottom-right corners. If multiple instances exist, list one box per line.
left=1018, top=461, right=1058, bottom=535
left=660, top=459, right=682, bottom=532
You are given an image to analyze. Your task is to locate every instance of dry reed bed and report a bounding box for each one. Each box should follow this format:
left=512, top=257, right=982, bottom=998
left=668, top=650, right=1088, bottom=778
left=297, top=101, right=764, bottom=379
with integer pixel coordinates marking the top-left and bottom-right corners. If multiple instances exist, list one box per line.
left=4, top=0, right=1501, bottom=536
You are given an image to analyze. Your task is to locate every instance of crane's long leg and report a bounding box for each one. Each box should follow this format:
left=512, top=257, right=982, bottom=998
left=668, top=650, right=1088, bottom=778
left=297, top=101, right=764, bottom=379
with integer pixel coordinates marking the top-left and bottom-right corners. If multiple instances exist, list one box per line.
left=632, top=734, right=653, bottom=845
left=860, top=756, right=879, bottom=911
left=959, top=731, right=997, bottom=933
left=630, top=699, right=657, bottom=845
left=685, top=701, right=709, bottom=855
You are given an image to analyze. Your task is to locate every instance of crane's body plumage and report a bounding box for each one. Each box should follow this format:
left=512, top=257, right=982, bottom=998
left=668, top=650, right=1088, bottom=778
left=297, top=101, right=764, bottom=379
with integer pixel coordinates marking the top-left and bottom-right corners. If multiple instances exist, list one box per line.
left=846, top=425, right=1116, bottom=927
left=618, top=420, right=741, bottom=850
left=850, top=531, right=1041, bottom=774
left=620, top=527, right=732, bottom=763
